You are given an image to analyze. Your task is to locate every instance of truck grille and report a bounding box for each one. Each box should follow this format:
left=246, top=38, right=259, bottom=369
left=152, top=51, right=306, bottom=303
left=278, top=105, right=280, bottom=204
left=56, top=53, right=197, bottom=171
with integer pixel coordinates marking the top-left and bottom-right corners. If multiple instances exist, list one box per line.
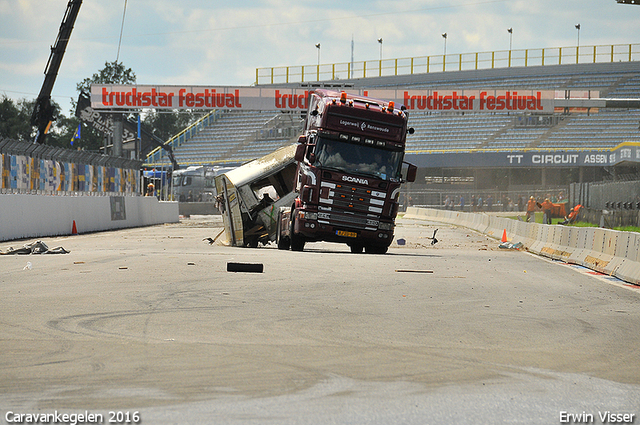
left=318, top=181, right=385, bottom=230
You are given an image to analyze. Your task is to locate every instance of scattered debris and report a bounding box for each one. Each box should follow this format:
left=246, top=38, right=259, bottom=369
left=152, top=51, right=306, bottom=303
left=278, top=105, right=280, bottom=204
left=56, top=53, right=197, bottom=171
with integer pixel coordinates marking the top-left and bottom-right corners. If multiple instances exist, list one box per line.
left=23, top=262, right=32, bottom=270
left=427, top=229, right=439, bottom=245
left=227, top=262, right=264, bottom=273
left=187, top=262, right=196, bottom=266
left=203, top=229, right=225, bottom=245
left=1, top=240, right=70, bottom=255
left=395, top=269, right=434, bottom=274
left=499, top=241, right=524, bottom=250
left=398, top=229, right=438, bottom=247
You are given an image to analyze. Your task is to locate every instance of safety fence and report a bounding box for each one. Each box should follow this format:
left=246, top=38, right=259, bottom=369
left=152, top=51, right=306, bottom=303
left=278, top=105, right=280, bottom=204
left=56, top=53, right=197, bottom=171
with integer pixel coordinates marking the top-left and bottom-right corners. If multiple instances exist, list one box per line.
left=0, top=138, right=142, bottom=196
left=404, top=207, right=640, bottom=286
left=570, top=180, right=640, bottom=211
left=401, top=187, right=568, bottom=213
left=256, top=42, right=640, bottom=85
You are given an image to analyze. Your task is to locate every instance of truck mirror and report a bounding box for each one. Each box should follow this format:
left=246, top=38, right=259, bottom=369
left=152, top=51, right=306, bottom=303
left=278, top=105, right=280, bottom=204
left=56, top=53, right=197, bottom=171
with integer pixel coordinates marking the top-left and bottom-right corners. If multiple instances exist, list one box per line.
left=405, top=163, right=417, bottom=183
left=309, top=153, right=316, bottom=164
left=295, top=143, right=306, bottom=162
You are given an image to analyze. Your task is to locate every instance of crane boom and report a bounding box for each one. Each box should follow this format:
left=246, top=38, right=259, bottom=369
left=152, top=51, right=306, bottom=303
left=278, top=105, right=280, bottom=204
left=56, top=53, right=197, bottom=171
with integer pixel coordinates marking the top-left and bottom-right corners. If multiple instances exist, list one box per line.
left=31, top=0, right=82, bottom=144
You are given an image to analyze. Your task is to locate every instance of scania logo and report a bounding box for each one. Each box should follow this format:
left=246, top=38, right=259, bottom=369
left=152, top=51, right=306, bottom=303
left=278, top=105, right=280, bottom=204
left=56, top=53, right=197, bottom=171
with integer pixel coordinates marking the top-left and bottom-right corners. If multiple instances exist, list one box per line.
left=342, top=176, right=369, bottom=185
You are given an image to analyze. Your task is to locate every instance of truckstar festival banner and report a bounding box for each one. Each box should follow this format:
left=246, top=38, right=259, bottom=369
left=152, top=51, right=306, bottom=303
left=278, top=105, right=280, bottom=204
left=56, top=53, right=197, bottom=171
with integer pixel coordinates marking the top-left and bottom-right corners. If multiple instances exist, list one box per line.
left=91, top=85, right=556, bottom=113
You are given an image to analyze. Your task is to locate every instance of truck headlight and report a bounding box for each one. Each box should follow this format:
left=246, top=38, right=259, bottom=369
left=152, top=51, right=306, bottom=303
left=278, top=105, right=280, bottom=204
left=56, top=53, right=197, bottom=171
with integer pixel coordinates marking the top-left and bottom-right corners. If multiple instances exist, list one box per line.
left=300, top=211, right=318, bottom=220
left=378, top=222, right=393, bottom=231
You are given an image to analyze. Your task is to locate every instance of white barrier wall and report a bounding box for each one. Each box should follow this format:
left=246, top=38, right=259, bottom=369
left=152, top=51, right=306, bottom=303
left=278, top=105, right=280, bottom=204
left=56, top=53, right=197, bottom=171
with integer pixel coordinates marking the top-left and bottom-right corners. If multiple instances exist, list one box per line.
left=0, top=194, right=178, bottom=242
left=404, top=207, right=640, bottom=286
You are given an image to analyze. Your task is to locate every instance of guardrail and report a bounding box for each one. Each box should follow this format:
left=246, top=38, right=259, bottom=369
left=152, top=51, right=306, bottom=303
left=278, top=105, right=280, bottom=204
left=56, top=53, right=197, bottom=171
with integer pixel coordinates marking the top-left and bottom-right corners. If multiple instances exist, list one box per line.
left=256, top=43, right=640, bottom=85
left=404, top=207, right=640, bottom=286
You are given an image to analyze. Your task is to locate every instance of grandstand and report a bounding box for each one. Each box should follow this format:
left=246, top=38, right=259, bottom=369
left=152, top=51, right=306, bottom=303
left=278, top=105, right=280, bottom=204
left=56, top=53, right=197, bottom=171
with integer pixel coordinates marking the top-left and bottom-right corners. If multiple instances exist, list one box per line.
left=173, top=110, right=300, bottom=164
left=148, top=109, right=302, bottom=166
left=146, top=55, right=640, bottom=192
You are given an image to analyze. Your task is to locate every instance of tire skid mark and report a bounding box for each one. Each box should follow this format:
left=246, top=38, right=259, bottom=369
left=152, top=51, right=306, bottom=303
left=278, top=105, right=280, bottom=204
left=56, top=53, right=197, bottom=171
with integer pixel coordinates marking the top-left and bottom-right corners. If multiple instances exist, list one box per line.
left=47, top=306, right=229, bottom=341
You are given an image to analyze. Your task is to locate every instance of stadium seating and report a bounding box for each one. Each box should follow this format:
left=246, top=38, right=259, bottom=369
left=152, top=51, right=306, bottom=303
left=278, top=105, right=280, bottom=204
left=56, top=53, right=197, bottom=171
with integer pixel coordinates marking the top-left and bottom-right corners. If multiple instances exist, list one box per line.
left=148, top=62, right=640, bottom=167
left=169, top=110, right=301, bottom=165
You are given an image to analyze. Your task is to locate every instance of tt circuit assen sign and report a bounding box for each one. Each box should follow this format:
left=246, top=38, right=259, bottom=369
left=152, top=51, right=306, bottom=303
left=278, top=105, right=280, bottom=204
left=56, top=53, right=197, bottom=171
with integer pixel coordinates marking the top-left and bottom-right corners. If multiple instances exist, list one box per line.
left=405, top=143, right=640, bottom=169
left=91, top=85, right=556, bottom=113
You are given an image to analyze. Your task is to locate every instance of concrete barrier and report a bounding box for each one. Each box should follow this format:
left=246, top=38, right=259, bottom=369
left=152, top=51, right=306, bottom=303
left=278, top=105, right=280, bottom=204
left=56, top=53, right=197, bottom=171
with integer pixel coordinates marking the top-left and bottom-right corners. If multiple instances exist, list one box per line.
left=604, top=231, right=629, bottom=277
left=582, top=228, right=609, bottom=272
left=616, top=233, right=640, bottom=285
left=403, top=207, right=640, bottom=287
left=0, top=194, right=178, bottom=242
left=528, top=224, right=547, bottom=255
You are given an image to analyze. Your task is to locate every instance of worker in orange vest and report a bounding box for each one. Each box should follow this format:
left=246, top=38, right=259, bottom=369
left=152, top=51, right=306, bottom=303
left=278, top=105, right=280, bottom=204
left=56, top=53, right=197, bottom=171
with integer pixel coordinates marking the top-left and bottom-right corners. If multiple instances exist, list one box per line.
left=562, top=204, right=583, bottom=225
left=541, top=198, right=554, bottom=224
left=526, top=196, right=537, bottom=222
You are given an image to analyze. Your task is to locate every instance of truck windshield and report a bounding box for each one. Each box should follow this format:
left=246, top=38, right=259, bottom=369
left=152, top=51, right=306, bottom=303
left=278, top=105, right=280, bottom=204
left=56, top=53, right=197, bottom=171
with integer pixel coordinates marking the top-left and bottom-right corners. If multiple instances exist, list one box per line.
left=314, top=138, right=402, bottom=181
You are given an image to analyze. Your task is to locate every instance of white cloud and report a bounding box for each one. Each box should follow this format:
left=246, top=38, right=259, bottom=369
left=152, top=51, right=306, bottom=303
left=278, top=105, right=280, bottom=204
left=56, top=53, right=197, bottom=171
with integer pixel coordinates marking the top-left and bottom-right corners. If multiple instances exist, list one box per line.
left=1, top=0, right=639, bottom=115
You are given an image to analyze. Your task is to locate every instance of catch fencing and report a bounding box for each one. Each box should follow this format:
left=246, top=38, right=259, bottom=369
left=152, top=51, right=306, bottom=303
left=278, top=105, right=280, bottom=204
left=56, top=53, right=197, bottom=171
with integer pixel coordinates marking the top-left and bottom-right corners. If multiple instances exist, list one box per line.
left=402, top=186, right=569, bottom=213
left=0, top=138, right=142, bottom=196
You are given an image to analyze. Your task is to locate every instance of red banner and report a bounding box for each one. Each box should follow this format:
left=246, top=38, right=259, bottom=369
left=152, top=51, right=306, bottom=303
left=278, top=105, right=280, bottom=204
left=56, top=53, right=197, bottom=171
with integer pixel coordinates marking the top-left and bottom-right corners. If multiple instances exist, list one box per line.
left=91, top=85, right=556, bottom=113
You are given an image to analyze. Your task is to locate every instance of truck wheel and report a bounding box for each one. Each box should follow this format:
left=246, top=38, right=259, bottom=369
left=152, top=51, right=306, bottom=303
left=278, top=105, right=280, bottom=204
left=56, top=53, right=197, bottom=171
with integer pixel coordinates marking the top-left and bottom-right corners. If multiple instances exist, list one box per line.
left=349, top=243, right=364, bottom=253
left=365, top=245, right=388, bottom=254
left=278, top=237, right=290, bottom=250
left=290, top=215, right=305, bottom=252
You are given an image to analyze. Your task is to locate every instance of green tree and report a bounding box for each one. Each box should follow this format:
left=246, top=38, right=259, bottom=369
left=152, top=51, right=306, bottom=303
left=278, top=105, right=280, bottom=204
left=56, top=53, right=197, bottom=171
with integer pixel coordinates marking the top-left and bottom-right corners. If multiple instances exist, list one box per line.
left=76, top=60, right=136, bottom=93
left=0, top=96, right=72, bottom=145
left=0, top=95, right=32, bottom=142
left=72, top=61, right=137, bottom=152
left=74, top=60, right=204, bottom=154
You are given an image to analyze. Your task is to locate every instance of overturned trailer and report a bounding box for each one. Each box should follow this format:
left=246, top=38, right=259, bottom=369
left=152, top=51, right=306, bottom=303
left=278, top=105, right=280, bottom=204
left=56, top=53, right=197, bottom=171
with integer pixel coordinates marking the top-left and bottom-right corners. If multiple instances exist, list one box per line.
left=214, top=144, right=298, bottom=247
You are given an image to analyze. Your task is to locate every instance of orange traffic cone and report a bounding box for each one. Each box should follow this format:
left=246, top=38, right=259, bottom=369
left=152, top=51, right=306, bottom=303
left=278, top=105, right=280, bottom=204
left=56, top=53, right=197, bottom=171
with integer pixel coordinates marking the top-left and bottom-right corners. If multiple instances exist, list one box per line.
left=72, top=220, right=78, bottom=235
left=501, top=229, right=507, bottom=243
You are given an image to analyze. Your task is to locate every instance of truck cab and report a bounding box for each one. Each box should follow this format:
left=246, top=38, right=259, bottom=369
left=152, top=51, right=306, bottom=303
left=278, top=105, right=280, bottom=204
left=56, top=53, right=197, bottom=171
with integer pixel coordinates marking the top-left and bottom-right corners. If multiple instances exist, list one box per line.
left=278, top=89, right=416, bottom=253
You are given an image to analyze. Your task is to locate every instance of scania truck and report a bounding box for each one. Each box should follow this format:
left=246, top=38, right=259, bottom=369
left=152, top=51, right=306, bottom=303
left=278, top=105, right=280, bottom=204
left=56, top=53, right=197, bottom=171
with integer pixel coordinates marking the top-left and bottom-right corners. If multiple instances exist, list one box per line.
left=277, top=89, right=416, bottom=253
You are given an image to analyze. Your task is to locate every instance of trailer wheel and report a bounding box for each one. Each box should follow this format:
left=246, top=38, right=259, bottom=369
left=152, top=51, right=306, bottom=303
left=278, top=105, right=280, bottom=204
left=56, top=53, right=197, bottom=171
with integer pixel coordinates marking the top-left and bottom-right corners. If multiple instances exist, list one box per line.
left=246, top=237, right=259, bottom=248
left=276, top=213, right=290, bottom=250
left=290, top=215, right=305, bottom=252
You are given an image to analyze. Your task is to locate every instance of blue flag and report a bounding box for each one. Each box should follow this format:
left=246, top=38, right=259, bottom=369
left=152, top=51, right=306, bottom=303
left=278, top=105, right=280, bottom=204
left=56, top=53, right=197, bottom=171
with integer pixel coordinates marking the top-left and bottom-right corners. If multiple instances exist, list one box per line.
left=71, top=123, right=81, bottom=145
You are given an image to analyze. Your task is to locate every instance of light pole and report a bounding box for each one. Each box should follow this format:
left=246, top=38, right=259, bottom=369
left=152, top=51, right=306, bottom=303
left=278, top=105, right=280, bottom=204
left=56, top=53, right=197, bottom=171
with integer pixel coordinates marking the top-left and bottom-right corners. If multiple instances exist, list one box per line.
left=442, top=33, right=447, bottom=56
left=575, top=24, right=581, bottom=63
left=378, top=38, right=383, bottom=76
left=442, top=33, right=447, bottom=71
left=507, top=27, right=513, bottom=50
left=315, top=43, right=320, bottom=80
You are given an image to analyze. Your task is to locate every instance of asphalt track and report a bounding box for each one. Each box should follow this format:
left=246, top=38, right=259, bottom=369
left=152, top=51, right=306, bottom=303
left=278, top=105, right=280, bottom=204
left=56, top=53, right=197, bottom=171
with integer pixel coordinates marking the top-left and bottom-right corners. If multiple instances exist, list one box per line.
left=1, top=215, right=639, bottom=424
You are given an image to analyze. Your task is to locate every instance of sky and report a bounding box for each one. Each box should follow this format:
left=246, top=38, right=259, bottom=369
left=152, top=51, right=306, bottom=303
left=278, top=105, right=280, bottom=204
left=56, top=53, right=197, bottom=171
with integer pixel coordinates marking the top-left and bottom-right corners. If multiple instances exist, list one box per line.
left=1, top=0, right=639, bottom=116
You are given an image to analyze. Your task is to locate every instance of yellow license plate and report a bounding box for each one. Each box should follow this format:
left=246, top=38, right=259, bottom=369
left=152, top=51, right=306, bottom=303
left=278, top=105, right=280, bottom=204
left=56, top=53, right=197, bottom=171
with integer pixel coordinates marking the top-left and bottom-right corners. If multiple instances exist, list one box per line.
left=336, top=230, right=358, bottom=238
